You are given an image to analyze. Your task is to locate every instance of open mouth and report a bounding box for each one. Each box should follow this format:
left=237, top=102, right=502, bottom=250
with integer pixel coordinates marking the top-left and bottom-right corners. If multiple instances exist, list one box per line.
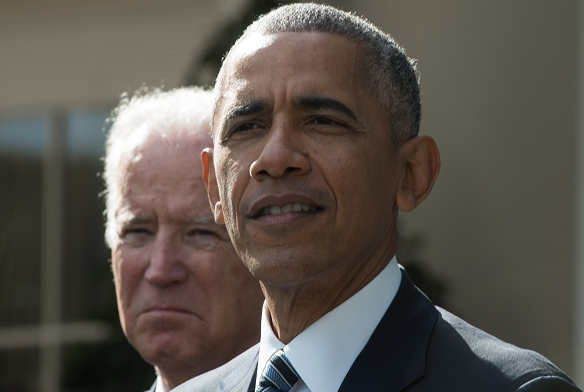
left=259, top=203, right=319, bottom=216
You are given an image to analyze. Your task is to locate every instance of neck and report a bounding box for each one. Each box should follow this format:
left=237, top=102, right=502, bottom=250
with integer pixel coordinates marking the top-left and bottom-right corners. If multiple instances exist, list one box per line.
left=262, top=253, right=393, bottom=344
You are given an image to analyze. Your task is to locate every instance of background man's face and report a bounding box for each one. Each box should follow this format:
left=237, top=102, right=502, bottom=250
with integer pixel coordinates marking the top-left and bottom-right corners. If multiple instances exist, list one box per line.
left=111, top=132, right=262, bottom=374
left=211, top=32, right=403, bottom=288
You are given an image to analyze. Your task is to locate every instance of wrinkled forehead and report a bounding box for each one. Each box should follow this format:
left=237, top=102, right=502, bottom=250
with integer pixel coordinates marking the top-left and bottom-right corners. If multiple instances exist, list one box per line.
left=212, top=33, right=277, bottom=126
left=117, top=127, right=210, bottom=186
left=213, top=32, right=367, bottom=133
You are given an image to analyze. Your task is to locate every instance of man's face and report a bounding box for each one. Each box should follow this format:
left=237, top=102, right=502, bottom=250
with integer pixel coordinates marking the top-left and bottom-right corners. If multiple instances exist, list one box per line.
left=210, top=32, right=403, bottom=288
left=111, top=133, right=262, bottom=377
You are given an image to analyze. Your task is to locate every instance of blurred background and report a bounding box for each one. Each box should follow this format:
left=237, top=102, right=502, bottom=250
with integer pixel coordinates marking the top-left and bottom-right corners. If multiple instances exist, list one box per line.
left=1, top=0, right=583, bottom=391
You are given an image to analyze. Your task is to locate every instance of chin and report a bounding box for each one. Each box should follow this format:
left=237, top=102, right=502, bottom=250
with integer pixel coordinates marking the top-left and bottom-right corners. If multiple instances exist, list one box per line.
left=142, top=342, right=191, bottom=366
left=251, top=262, right=317, bottom=287
left=135, top=330, right=187, bottom=358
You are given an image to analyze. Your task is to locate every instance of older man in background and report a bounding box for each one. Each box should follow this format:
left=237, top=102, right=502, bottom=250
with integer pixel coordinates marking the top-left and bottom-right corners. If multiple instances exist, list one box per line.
left=102, top=86, right=264, bottom=391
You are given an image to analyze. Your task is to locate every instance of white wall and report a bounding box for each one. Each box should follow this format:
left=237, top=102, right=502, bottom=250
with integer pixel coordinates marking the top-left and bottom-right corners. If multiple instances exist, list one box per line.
left=0, top=0, right=247, bottom=115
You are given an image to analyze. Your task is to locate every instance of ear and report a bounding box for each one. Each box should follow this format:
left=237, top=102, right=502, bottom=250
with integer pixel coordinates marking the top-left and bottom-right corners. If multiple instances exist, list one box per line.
left=201, top=148, right=225, bottom=225
left=396, top=136, right=441, bottom=212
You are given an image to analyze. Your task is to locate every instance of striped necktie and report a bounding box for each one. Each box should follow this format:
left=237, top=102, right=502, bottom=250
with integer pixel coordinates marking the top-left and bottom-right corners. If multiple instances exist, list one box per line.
left=256, top=350, right=300, bottom=392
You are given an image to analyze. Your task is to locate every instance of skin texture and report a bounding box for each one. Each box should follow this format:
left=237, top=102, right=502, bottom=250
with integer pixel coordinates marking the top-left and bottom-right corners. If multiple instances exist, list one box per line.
left=111, top=130, right=264, bottom=389
left=203, top=32, right=440, bottom=343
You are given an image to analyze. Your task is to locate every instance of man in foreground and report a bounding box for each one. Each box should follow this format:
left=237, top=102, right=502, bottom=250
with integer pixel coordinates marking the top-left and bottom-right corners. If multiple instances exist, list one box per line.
left=176, top=3, right=580, bottom=391
left=102, top=86, right=264, bottom=391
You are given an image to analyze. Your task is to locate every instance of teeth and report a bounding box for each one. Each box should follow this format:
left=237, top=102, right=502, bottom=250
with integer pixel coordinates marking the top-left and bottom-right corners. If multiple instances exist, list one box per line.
left=261, top=203, right=315, bottom=216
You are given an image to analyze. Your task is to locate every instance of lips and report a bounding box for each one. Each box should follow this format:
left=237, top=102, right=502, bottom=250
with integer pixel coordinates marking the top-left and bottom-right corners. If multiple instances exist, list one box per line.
left=260, top=203, right=317, bottom=216
left=248, top=194, right=323, bottom=219
left=142, top=306, right=192, bottom=315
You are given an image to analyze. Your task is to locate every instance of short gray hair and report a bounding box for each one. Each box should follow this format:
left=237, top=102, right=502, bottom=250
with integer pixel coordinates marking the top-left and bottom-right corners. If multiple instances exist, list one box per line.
left=215, top=2, right=420, bottom=145
left=102, top=86, right=213, bottom=247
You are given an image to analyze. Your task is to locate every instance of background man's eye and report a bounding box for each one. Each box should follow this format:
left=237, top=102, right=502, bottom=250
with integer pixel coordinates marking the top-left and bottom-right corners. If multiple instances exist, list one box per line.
left=120, top=228, right=152, bottom=245
left=187, top=229, right=222, bottom=250
left=126, top=228, right=150, bottom=236
left=188, top=229, right=215, bottom=236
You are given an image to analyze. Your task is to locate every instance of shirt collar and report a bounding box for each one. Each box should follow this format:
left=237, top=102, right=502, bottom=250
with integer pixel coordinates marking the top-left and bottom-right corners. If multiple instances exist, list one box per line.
left=155, top=375, right=167, bottom=392
left=257, top=257, right=401, bottom=392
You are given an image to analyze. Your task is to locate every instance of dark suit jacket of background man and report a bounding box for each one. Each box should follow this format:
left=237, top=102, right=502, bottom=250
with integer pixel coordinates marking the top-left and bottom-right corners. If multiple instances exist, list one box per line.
left=174, top=267, right=580, bottom=392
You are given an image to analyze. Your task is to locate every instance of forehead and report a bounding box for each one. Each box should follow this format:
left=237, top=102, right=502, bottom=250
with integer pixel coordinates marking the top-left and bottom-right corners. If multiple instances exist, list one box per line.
left=215, top=32, right=370, bottom=123
left=117, top=132, right=208, bottom=203
left=122, top=129, right=207, bottom=171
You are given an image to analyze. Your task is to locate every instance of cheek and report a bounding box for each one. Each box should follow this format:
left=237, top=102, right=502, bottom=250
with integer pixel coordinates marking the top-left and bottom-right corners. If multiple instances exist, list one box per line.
left=205, top=249, right=250, bottom=297
left=111, top=249, right=124, bottom=295
left=217, top=158, right=235, bottom=211
left=218, top=155, right=249, bottom=229
left=112, top=248, right=143, bottom=313
left=322, top=152, right=362, bottom=205
left=111, top=249, right=132, bottom=334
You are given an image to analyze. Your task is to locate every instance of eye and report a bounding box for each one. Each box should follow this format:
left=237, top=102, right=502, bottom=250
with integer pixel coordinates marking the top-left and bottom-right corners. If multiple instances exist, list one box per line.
left=233, top=122, right=261, bottom=133
left=186, top=228, right=216, bottom=237
left=304, top=116, right=349, bottom=134
left=120, top=227, right=153, bottom=246
left=221, top=122, right=265, bottom=143
left=224, top=122, right=262, bottom=141
left=312, top=116, right=340, bottom=126
left=185, top=228, right=224, bottom=250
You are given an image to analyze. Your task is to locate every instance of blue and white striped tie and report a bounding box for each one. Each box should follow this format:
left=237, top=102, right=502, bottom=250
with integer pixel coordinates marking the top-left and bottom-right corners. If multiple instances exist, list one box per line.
left=256, top=350, right=300, bottom=392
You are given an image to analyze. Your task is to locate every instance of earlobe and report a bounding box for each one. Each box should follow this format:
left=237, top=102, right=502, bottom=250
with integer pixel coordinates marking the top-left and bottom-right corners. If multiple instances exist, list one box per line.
left=201, top=148, right=225, bottom=225
left=396, top=136, right=441, bottom=212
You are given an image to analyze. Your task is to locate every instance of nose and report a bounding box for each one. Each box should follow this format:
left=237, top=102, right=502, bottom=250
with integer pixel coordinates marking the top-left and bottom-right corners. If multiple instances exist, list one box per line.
left=249, top=121, right=311, bottom=179
left=144, top=234, right=188, bottom=286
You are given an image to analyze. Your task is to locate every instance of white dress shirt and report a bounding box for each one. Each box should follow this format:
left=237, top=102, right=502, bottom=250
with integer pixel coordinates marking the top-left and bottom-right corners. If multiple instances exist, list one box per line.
left=154, top=376, right=167, bottom=392
left=256, top=257, right=401, bottom=392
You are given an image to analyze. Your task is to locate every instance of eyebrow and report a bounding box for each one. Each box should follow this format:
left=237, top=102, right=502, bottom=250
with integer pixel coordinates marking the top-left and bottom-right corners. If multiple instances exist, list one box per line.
left=120, top=215, right=216, bottom=226
left=218, top=96, right=358, bottom=137
left=222, top=100, right=268, bottom=127
left=297, top=96, right=358, bottom=122
left=186, top=216, right=217, bottom=226
left=122, top=215, right=149, bottom=226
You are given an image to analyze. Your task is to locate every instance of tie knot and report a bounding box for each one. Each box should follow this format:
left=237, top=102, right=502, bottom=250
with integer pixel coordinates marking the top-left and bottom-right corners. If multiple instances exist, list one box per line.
left=257, top=350, right=300, bottom=392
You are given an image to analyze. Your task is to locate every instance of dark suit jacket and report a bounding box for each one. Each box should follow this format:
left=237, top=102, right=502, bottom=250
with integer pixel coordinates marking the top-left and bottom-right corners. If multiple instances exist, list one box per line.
left=174, top=268, right=580, bottom=392
left=145, top=379, right=156, bottom=392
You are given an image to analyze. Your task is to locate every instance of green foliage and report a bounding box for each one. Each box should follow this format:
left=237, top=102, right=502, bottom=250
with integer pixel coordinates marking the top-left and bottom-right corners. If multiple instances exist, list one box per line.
left=397, top=232, right=449, bottom=308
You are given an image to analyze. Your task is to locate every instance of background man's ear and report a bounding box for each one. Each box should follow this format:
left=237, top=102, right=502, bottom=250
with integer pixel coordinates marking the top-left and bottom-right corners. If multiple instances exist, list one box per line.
left=201, top=148, right=225, bottom=224
left=396, top=136, right=441, bottom=212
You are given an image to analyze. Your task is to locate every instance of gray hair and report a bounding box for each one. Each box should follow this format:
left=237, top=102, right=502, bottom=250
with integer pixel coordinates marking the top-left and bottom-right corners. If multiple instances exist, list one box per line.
left=102, top=86, right=213, bottom=247
left=215, top=2, right=421, bottom=145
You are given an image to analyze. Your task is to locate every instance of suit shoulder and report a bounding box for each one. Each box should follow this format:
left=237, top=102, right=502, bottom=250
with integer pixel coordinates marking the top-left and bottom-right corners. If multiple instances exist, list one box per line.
left=428, top=307, right=580, bottom=391
left=173, top=344, right=259, bottom=392
left=515, top=375, right=582, bottom=391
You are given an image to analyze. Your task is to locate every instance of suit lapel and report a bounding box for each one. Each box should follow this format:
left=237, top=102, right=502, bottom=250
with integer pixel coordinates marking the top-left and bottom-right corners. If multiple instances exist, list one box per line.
left=339, top=268, right=439, bottom=392
left=147, top=381, right=156, bottom=392
left=245, top=369, right=257, bottom=392
left=218, top=345, right=259, bottom=392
